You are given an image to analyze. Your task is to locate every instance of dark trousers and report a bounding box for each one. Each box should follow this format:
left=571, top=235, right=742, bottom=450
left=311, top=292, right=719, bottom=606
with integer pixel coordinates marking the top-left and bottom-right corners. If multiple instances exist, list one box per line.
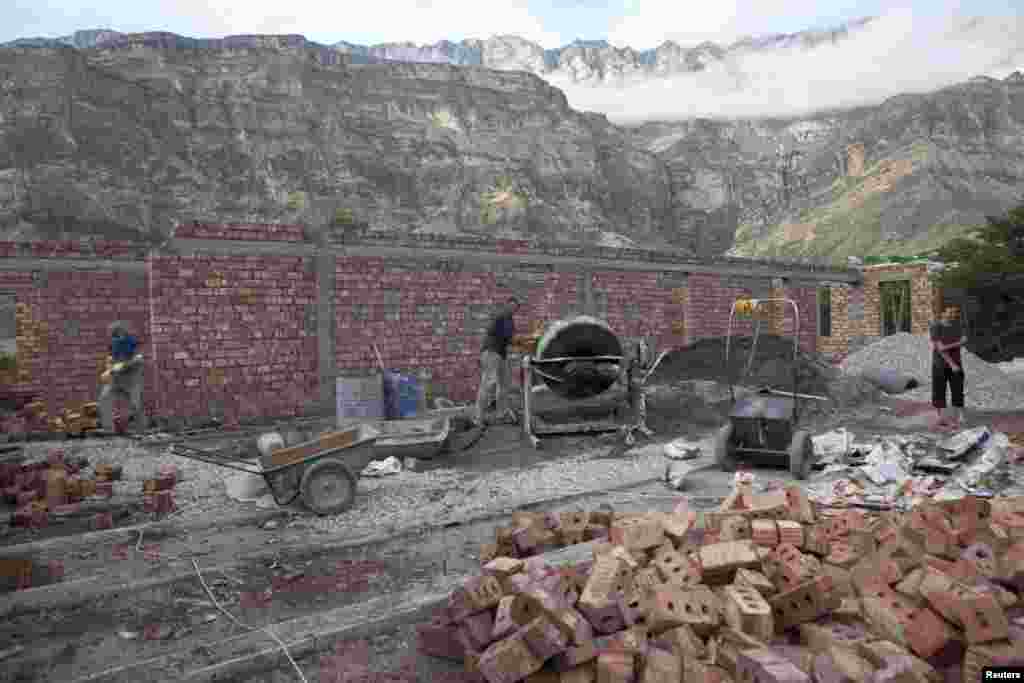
left=931, top=363, right=964, bottom=409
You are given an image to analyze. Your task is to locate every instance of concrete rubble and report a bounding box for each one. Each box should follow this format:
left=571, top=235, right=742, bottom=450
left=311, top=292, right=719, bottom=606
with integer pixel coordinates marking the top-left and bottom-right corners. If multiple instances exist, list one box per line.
left=806, top=427, right=1024, bottom=509
left=418, top=478, right=1024, bottom=683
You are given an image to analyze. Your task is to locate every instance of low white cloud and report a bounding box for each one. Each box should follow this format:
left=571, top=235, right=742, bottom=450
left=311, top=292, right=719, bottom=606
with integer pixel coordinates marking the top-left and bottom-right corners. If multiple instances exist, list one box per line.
left=562, top=9, right=1024, bottom=122
left=608, top=0, right=842, bottom=48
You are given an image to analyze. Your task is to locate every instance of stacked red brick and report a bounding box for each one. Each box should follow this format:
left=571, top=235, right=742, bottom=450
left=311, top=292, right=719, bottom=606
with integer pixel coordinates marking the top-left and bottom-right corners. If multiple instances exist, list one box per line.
left=418, top=489, right=1024, bottom=683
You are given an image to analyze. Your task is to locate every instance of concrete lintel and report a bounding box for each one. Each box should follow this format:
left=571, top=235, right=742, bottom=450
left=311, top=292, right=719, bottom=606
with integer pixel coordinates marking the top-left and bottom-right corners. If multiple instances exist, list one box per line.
left=165, top=238, right=315, bottom=258
left=336, top=244, right=862, bottom=283
left=133, top=239, right=861, bottom=283
left=0, top=259, right=147, bottom=273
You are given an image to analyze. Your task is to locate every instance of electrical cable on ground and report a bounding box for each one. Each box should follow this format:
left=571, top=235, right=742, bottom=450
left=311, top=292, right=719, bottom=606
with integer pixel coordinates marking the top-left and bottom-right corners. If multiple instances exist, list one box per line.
left=191, top=558, right=309, bottom=683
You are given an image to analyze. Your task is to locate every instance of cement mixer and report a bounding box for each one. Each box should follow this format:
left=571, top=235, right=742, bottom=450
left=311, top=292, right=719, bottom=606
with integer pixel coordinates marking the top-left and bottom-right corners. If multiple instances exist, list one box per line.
left=521, top=315, right=669, bottom=449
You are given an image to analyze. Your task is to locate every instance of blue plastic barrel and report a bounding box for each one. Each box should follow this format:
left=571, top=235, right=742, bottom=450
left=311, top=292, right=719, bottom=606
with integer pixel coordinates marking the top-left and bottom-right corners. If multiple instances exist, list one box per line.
left=382, top=371, right=420, bottom=419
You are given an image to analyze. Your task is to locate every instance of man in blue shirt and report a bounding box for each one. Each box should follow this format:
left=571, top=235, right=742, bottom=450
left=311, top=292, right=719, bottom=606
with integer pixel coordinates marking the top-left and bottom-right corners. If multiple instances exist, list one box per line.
left=98, top=321, right=146, bottom=432
left=473, top=297, right=520, bottom=426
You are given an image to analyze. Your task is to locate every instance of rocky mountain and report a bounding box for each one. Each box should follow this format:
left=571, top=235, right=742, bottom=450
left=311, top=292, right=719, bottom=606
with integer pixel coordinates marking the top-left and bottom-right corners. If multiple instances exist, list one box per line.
left=632, top=72, right=1024, bottom=261
left=3, top=20, right=874, bottom=83
left=0, top=38, right=674, bottom=247
left=0, top=26, right=1022, bottom=260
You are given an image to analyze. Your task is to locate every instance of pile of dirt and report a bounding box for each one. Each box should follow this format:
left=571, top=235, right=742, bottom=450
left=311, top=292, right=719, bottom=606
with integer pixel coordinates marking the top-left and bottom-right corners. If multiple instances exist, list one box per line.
left=649, top=335, right=840, bottom=397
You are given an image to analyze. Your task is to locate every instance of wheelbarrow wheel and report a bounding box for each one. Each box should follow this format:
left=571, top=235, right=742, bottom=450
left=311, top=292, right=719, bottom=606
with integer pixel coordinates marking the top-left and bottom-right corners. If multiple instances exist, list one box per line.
left=715, top=423, right=738, bottom=472
left=299, top=458, right=357, bottom=516
left=789, top=430, right=814, bottom=480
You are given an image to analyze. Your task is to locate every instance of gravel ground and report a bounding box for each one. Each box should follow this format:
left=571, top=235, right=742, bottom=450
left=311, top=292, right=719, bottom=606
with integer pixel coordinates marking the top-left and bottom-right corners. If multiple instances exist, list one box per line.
left=297, top=439, right=695, bottom=535
left=7, top=431, right=712, bottom=542
left=841, top=333, right=1024, bottom=411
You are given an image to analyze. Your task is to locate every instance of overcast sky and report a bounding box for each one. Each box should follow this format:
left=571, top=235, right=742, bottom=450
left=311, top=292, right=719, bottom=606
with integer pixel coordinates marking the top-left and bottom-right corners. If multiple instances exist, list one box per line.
left=2, top=0, right=1017, bottom=48
left=3, top=1, right=1021, bottom=120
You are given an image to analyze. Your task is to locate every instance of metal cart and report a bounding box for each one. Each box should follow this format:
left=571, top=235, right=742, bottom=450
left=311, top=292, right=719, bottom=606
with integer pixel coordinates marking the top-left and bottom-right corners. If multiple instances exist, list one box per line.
left=169, top=423, right=379, bottom=515
left=714, top=298, right=816, bottom=480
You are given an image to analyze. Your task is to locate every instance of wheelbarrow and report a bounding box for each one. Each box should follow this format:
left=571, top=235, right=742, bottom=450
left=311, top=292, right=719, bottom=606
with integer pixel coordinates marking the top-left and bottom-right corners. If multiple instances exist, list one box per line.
left=169, top=423, right=379, bottom=515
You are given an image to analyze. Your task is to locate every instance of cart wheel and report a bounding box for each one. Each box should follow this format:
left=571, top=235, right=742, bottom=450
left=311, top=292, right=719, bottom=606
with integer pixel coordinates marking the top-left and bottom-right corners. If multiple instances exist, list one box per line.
left=715, top=423, right=738, bottom=472
left=299, top=458, right=358, bottom=516
left=789, top=430, right=814, bottom=480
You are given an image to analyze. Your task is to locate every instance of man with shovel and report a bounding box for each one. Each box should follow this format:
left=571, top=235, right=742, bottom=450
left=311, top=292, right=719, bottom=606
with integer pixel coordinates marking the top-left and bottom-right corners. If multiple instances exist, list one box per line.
left=930, top=305, right=968, bottom=427
left=473, top=296, right=520, bottom=426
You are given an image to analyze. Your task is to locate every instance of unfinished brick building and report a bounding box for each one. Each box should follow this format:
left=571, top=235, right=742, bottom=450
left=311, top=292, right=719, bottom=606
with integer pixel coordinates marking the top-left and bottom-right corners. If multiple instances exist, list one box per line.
left=0, top=224, right=945, bottom=430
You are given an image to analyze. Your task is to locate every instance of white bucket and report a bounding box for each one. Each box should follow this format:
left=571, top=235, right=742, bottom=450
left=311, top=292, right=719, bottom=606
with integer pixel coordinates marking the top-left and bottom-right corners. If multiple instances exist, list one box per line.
left=256, top=432, right=285, bottom=459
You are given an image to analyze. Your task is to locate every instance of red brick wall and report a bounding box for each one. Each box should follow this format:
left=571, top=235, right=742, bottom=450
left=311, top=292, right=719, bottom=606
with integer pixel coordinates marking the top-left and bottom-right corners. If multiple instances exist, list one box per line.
left=1, top=227, right=847, bottom=426
left=0, top=242, right=150, bottom=430
left=684, top=274, right=760, bottom=345
left=148, top=253, right=318, bottom=424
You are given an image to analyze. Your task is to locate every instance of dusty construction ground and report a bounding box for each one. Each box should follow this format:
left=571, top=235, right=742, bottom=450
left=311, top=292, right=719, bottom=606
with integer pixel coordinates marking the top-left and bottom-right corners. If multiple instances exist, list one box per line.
left=2, top=381, right=1023, bottom=682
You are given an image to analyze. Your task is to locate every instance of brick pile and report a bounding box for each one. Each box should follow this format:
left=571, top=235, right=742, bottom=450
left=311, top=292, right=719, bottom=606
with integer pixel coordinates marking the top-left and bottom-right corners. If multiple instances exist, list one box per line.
left=419, top=488, right=1024, bottom=683
left=1, top=450, right=122, bottom=528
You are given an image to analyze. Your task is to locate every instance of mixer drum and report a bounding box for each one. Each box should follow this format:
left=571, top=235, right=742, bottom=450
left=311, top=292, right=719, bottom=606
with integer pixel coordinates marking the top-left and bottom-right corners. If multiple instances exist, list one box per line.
left=534, top=316, right=624, bottom=400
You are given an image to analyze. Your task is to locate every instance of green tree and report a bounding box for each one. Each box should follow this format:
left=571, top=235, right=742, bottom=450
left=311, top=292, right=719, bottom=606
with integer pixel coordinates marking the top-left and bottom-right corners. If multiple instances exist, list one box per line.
left=933, top=201, right=1024, bottom=291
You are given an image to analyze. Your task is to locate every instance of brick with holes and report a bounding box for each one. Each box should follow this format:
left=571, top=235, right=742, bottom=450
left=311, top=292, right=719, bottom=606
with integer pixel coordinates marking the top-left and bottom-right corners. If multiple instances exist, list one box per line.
left=580, top=554, right=628, bottom=609
left=719, top=515, right=752, bottom=542
left=785, top=485, right=815, bottom=523
left=960, top=543, right=997, bottom=578
left=719, top=584, right=774, bottom=641
left=956, top=591, right=1009, bottom=644
left=698, top=540, right=760, bottom=584
left=478, top=633, right=544, bottom=683
left=650, top=549, right=697, bottom=589
left=610, top=516, right=665, bottom=552
left=617, top=587, right=651, bottom=628
left=657, top=585, right=721, bottom=637
left=769, top=575, right=841, bottom=632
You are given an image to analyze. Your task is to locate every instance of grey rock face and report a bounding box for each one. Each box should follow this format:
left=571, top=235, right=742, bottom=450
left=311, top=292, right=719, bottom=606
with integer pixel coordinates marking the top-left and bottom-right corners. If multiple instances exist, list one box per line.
left=0, top=43, right=675, bottom=246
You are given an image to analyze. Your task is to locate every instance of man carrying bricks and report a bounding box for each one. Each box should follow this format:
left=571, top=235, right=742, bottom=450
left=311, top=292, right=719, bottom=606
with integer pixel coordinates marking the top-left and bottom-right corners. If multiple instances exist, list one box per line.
left=929, top=305, right=968, bottom=427
left=98, top=321, right=147, bottom=433
left=473, top=297, right=520, bottom=426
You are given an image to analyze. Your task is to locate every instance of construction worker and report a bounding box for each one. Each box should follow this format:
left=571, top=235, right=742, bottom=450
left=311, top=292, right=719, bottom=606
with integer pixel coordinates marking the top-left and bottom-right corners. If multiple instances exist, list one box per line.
left=98, top=321, right=146, bottom=433
left=473, top=296, right=520, bottom=426
left=930, top=305, right=968, bottom=427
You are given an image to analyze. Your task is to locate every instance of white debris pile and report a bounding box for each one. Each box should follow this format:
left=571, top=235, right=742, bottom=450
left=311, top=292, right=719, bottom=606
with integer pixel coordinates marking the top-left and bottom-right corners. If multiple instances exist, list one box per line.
left=840, top=333, right=1024, bottom=410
